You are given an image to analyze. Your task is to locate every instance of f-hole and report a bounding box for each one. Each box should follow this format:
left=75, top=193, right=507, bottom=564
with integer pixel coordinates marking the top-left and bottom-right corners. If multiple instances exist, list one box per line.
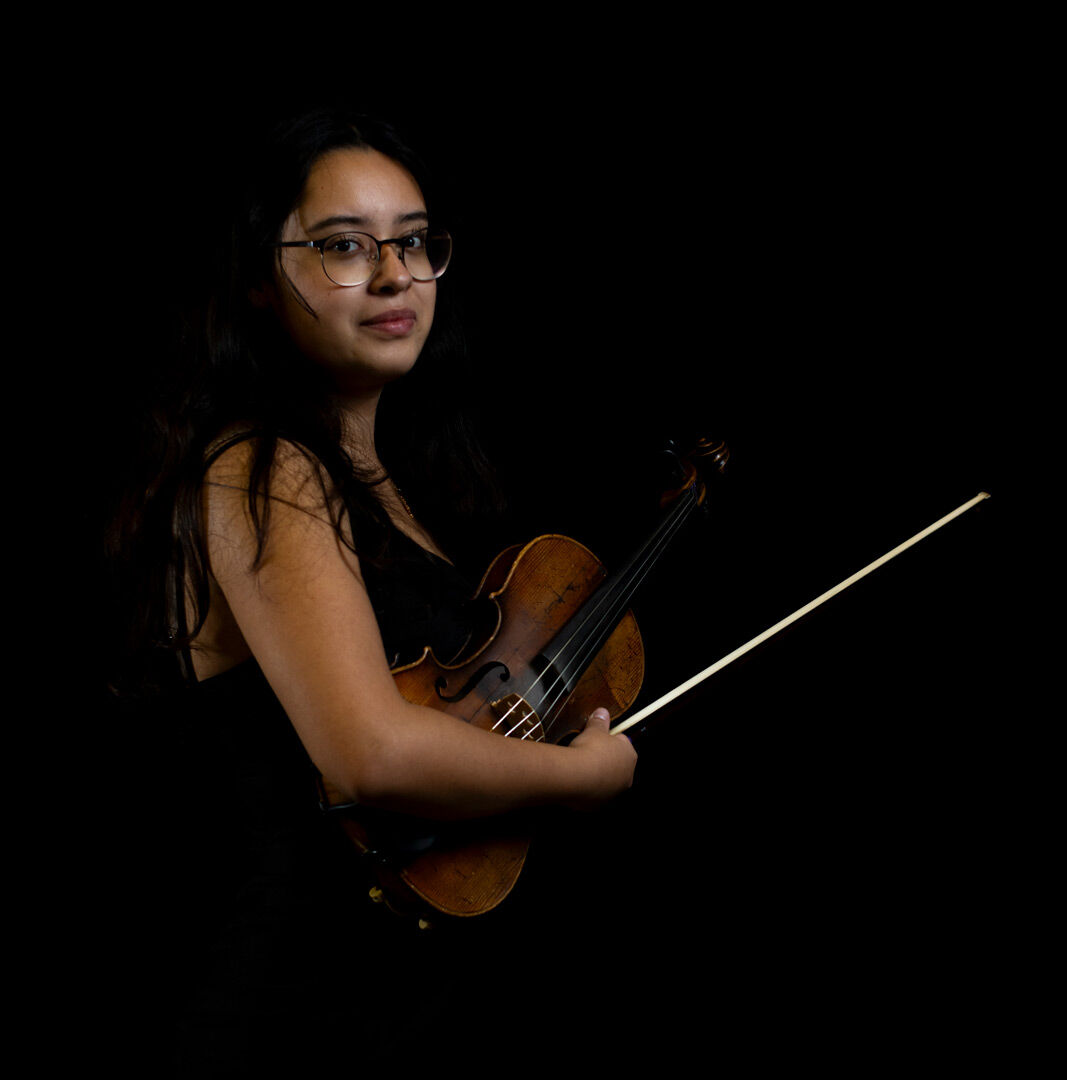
left=435, top=661, right=511, bottom=703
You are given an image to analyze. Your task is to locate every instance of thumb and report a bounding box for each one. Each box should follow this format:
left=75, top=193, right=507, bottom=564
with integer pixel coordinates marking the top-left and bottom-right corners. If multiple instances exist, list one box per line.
left=586, top=707, right=611, bottom=730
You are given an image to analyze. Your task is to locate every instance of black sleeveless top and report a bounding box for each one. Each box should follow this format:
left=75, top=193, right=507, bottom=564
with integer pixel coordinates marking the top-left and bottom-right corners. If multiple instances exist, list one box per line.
left=158, top=533, right=478, bottom=1074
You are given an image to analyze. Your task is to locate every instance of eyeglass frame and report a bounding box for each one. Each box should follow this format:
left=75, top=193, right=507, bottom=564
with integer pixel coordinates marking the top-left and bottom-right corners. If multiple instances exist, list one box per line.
left=268, top=227, right=452, bottom=287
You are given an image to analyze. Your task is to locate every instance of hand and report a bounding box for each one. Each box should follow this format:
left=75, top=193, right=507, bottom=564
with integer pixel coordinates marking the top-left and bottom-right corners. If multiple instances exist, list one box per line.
left=565, top=707, right=638, bottom=809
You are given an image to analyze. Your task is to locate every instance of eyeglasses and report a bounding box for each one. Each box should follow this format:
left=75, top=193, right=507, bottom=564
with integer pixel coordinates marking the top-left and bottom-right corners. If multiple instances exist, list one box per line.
left=270, top=227, right=452, bottom=287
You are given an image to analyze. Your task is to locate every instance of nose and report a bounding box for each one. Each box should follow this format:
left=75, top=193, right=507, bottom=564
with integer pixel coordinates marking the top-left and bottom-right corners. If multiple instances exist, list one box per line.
left=367, top=242, right=412, bottom=294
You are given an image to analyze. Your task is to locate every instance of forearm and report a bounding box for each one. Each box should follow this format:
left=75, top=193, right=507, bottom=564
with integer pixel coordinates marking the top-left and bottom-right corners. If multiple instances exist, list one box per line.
left=320, top=699, right=630, bottom=821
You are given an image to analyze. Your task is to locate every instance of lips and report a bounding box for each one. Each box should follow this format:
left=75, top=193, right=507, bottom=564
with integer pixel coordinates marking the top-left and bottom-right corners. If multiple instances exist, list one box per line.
left=361, top=308, right=417, bottom=335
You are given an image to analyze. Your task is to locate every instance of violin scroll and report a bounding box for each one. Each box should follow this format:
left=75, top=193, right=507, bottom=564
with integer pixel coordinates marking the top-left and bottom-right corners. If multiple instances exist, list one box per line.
left=659, top=435, right=729, bottom=511
left=691, top=436, right=730, bottom=474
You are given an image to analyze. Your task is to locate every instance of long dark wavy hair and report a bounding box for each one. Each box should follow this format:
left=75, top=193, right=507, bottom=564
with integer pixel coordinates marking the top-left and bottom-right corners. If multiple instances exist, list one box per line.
left=104, top=105, right=503, bottom=695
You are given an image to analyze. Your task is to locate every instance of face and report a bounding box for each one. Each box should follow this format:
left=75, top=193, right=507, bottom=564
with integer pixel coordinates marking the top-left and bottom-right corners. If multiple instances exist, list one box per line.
left=265, top=147, right=437, bottom=397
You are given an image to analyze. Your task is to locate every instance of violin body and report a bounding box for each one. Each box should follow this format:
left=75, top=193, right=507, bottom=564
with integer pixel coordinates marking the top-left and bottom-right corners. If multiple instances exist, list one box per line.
left=328, top=534, right=645, bottom=917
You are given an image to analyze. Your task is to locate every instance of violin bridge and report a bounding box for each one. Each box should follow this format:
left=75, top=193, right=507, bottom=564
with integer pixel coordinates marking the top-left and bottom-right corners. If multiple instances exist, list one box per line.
left=489, top=693, right=545, bottom=741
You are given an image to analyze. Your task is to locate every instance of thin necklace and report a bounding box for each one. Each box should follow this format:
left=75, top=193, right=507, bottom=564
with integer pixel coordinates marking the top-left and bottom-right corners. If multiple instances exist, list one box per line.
left=372, top=472, right=416, bottom=520
left=393, top=483, right=415, bottom=520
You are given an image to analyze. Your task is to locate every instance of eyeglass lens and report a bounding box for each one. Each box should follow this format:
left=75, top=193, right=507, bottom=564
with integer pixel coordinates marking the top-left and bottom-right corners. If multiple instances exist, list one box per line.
left=322, top=230, right=451, bottom=286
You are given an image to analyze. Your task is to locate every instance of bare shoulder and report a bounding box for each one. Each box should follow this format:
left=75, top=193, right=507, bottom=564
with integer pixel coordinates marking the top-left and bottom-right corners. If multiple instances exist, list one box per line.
left=203, top=434, right=336, bottom=517
left=202, top=435, right=360, bottom=587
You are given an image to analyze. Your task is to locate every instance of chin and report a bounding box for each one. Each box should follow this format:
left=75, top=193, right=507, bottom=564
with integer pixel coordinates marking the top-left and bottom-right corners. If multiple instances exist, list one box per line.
left=330, top=349, right=422, bottom=395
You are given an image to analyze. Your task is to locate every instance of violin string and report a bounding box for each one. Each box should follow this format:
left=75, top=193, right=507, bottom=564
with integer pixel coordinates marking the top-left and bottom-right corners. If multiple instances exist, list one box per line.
left=494, top=485, right=699, bottom=742
left=535, top=487, right=697, bottom=737
left=537, top=490, right=696, bottom=734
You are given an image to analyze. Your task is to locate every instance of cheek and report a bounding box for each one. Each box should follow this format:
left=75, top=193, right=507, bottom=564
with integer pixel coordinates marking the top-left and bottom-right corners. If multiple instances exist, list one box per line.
left=274, top=299, right=324, bottom=357
left=265, top=270, right=320, bottom=337
left=421, top=284, right=438, bottom=338
left=265, top=292, right=345, bottom=370
left=271, top=272, right=351, bottom=346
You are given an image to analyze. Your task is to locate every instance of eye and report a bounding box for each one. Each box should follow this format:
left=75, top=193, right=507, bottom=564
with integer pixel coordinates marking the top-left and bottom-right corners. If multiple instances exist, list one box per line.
left=325, top=233, right=373, bottom=258
left=398, top=229, right=428, bottom=251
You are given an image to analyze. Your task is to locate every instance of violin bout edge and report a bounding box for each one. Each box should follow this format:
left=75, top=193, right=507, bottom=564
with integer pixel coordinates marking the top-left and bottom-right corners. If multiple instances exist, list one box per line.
left=334, top=812, right=528, bottom=918
left=399, top=836, right=529, bottom=917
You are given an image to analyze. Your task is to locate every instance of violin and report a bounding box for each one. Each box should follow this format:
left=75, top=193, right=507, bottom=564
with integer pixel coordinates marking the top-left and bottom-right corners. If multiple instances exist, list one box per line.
left=318, top=435, right=730, bottom=920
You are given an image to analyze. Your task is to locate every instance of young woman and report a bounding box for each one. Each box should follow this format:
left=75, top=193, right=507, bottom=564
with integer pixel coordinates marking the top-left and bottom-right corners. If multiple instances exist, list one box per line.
left=106, top=106, right=636, bottom=1072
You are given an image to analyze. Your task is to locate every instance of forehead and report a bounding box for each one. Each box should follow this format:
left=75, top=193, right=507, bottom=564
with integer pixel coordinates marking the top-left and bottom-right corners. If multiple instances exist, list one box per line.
left=291, top=147, right=427, bottom=234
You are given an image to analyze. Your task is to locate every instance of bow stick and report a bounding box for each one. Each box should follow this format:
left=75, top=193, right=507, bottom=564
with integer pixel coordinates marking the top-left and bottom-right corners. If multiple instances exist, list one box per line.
left=610, top=490, right=991, bottom=737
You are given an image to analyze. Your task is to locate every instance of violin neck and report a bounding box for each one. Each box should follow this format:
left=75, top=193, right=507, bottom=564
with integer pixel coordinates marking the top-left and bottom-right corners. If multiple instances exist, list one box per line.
left=604, top=482, right=703, bottom=618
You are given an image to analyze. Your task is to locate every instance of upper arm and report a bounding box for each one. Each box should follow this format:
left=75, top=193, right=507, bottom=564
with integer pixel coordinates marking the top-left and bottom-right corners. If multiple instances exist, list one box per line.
left=201, top=440, right=406, bottom=794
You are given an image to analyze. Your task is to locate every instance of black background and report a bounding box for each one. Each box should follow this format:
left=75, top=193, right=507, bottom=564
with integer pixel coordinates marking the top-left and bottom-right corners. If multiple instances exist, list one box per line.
left=53, top=27, right=1029, bottom=1073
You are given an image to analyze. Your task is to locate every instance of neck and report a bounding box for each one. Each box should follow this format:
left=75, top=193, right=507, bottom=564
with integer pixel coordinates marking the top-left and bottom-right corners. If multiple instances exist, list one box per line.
left=336, top=387, right=384, bottom=470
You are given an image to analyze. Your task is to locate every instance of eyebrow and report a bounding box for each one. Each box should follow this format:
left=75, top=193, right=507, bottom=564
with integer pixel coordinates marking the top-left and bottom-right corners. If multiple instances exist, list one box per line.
left=306, top=210, right=429, bottom=234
